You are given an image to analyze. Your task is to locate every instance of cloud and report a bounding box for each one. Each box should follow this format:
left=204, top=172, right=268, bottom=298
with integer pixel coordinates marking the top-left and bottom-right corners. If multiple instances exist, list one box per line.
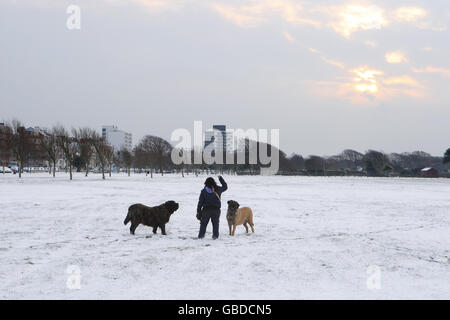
left=307, top=47, right=320, bottom=54
left=210, top=3, right=263, bottom=27
left=314, top=3, right=445, bottom=37
left=321, top=58, right=345, bottom=69
left=382, top=76, right=420, bottom=87
left=305, top=67, right=384, bottom=104
left=352, top=68, right=424, bottom=99
left=416, top=22, right=447, bottom=32
left=320, top=4, right=388, bottom=38
left=412, top=67, right=450, bottom=77
left=385, top=51, right=408, bottom=64
left=310, top=66, right=426, bottom=104
left=391, top=6, right=446, bottom=31
left=138, top=0, right=180, bottom=10
left=306, top=46, right=345, bottom=69
left=209, top=2, right=446, bottom=32
left=210, top=0, right=321, bottom=28
left=381, top=77, right=426, bottom=99
left=351, top=66, right=383, bottom=94
left=393, top=7, right=427, bottom=22
left=8, top=1, right=446, bottom=34
left=309, top=81, right=367, bottom=104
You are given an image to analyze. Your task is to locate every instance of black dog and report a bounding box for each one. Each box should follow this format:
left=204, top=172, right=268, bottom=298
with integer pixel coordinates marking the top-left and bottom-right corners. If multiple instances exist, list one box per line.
left=124, top=201, right=179, bottom=235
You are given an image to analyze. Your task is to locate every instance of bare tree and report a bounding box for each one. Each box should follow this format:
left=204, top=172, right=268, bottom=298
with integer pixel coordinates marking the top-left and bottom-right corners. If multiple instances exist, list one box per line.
left=289, top=154, right=305, bottom=171
left=444, top=148, right=450, bottom=164
left=305, top=155, right=325, bottom=175
left=340, top=149, right=363, bottom=170
left=104, top=145, right=115, bottom=177
left=4, top=120, right=35, bottom=178
left=54, top=125, right=77, bottom=180
left=324, top=156, right=340, bottom=171
left=135, top=135, right=172, bottom=177
left=363, top=150, right=390, bottom=176
left=133, top=146, right=148, bottom=175
left=73, top=127, right=95, bottom=177
left=276, top=150, right=292, bottom=174
left=118, top=147, right=133, bottom=176
left=41, top=127, right=60, bottom=177
left=0, top=123, right=13, bottom=174
left=89, top=131, right=110, bottom=180
left=409, top=151, right=432, bottom=169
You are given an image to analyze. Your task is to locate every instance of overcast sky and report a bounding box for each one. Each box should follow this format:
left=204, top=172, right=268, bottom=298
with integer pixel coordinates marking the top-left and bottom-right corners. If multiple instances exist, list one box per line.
left=1, top=0, right=449, bottom=156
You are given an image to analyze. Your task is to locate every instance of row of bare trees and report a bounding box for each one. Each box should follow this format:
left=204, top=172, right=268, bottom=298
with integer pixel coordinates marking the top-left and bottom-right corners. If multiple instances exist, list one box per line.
left=0, top=120, right=41, bottom=178
left=0, top=120, right=181, bottom=179
left=282, top=149, right=449, bottom=176
left=1, top=120, right=449, bottom=178
left=0, top=121, right=121, bottom=180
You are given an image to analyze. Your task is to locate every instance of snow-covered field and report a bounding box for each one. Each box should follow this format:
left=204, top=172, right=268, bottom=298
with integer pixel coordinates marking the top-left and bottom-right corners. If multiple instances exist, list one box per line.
left=0, top=173, right=449, bottom=299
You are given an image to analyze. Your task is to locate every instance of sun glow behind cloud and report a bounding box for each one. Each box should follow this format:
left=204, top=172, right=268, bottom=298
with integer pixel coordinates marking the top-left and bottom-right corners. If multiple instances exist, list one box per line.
left=352, top=66, right=383, bottom=94
left=208, top=1, right=446, bottom=37
left=310, top=65, right=426, bottom=104
left=5, top=0, right=446, bottom=105
left=329, top=4, right=388, bottom=38
left=385, top=51, right=408, bottom=64
left=90, top=1, right=450, bottom=103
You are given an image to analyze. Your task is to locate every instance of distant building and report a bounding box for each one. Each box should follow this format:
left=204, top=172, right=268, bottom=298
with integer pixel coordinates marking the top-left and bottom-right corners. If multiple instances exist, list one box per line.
left=204, top=125, right=233, bottom=153
left=0, top=125, right=46, bottom=167
left=26, top=126, right=50, bottom=137
left=102, top=125, right=132, bottom=151
left=25, top=127, right=46, bottom=166
left=420, top=167, right=439, bottom=178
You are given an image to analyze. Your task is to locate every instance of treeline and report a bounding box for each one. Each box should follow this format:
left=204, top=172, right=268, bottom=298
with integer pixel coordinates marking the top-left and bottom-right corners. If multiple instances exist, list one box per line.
left=281, top=149, right=450, bottom=177
left=1, top=120, right=449, bottom=179
left=0, top=120, right=119, bottom=179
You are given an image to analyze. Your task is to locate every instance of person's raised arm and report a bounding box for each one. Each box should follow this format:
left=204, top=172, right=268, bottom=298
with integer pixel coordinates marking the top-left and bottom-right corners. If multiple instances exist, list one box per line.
left=218, top=175, right=227, bottom=193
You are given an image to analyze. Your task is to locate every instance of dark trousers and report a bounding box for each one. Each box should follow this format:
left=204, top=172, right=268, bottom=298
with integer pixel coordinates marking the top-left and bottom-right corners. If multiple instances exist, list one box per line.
left=198, top=208, right=220, bottom=239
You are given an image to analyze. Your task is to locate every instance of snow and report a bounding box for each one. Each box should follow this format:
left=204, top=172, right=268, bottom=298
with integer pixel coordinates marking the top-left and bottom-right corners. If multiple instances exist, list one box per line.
left=0, top=173, right=449, bottom=299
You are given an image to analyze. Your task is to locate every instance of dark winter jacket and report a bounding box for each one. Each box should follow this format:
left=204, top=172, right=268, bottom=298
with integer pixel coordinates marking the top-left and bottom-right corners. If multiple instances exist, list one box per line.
left=196, top=176, right=228, bottom=214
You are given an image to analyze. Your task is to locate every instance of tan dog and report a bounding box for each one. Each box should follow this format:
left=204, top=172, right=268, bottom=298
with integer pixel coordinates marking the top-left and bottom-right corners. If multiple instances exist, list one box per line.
left=226, top=200, right=255, bottom=236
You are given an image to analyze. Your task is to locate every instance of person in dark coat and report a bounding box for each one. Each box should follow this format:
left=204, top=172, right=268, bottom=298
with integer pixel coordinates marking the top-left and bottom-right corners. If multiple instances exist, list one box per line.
left=196, top=176, right=228, bottom=239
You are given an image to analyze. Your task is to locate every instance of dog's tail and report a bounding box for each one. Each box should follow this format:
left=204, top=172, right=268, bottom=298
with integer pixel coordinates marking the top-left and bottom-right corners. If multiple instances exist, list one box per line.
left=124, top=209, right=132, bottom=225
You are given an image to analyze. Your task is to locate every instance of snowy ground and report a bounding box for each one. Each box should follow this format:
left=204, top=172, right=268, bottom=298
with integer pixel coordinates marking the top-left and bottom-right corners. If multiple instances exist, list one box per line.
left=0, top=173, right=449, bottom=299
